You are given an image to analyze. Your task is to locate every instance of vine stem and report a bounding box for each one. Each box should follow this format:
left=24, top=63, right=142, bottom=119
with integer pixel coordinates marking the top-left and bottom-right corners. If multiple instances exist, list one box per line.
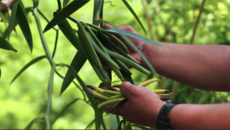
left=141, top=0, right=155, bottom=40
left=171, top=0, right=206, bottom=101
left=33, top=7, right=56, bottom=129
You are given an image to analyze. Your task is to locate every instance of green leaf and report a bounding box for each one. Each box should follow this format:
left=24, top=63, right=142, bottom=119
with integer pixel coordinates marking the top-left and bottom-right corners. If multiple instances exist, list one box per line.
left=10, top=56, right=46, bottom=84
left=122, top=0, right=146, bottom=34
left=100, top=29, right=166, bottom=49
left=121, top=70, right=134, bottom=84
left=58, top=19, right=80, bottom=49
left=24, top=118, right=45, bottom=129
left=44, top=0, right=89, bottom=32
left=63, top=0, right=70, bottom=7
left=109, top=114, right=119, bottom=129
left=52, top=98, right=84, bottom=125
left=16, top=2, right=33, bottom=52
left=60, top=50, right=86, bottom=95
left=7, top=0, right=19, bottom=39
left=0, top=36, right=17, bottom=52
left=0, top=11, right=8, bottom=27
left=93, top=0, right=104, bottom=26
left=0, top=69, right=1, bottom=78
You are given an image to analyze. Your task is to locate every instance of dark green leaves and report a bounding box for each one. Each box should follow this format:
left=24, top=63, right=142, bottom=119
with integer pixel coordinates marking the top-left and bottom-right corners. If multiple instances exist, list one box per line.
left=60, top=50, right=86, bottom=95
left=63, top=0, right=70, bottom=7
left=122, top=0, right=146, bottom=34
left=93, top=0, right=104, bottom=26
left=58, top=19, right=80, bottom=49
left=100, top=29, right=166, bottom=49
left=10, top=56, right=46, bottom=84
left=44, top=0, right=89, bottom=32
left=7, top=0, right=19, bottom=39
left=15, top=1, right=33, bottom=52
left=0, top=37, right=17, bottom=52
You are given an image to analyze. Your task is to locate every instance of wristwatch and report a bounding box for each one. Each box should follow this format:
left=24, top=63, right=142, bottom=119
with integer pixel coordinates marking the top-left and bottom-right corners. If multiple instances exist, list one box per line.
left=156, top=101, right=178, bottom=130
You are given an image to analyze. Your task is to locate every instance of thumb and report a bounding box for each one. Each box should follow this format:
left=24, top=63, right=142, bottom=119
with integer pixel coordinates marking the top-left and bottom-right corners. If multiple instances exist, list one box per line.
left=120, top=82, right=139, bottom=98
left=103, top=23, right=113, bottom=29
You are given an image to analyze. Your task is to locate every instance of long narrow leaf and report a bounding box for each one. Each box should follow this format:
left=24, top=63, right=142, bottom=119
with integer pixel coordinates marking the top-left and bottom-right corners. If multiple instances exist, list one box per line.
left=7, top=0, right=19, bottom=39
left=121, top=70, right=134, bottom=84
left=93, top=0, right=104, bottom=26
left=0, top=37, right=17, bottom=52
left=58, top=63, right=101, bottom=129
left=10, top=56, right=46, bottom=84
left=16, top=2, right=33, bottom=52
left=100, top=29, right=166, bottom=49
left=24, top=118, right=44, bottom=129
left=0, top=12, right=8, bottom=27
left=52, top=98, right=84, bottom=125
left=44, top=0, right=89, bottom=32
left=122, top=0, right=146, bottom=34
left=63, top=0, right=70, bottom=7
left=58, top=19, right=80, bottom=49
left=60, top=50, right=86, bottom=95
left=86, top=119, right=95, bottom=129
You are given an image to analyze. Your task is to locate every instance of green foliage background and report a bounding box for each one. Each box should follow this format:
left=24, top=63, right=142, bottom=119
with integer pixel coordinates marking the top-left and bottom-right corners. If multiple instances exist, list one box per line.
left=0, top=0, right=230, bottom=129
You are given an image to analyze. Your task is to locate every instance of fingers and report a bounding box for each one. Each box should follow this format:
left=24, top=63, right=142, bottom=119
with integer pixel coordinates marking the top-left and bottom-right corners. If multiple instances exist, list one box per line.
left=120, top=82, right=140, bottom=98
left=103, top=23, right=113, bottom=29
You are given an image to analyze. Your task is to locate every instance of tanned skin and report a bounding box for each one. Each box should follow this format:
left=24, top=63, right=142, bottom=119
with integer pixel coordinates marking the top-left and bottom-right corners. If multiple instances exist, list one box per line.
left=102, top=24, right=230, bottom=129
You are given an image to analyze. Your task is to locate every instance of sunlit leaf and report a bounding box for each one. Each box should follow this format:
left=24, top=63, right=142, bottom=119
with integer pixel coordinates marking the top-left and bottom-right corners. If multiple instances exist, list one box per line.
left=0, top=37, right=17, bottom=52
left=63, top=0, right=70, bottom=7
left=44, top=0, right=89, bottom=32
left=100, top=29, right=166, bottom=48
left=122, top=0, right=146, bottom=34
left=109, top=114, right=119, bottom=129
left=93, top=0, right=104, bottom=26
left=58, top=19, right=80, bottom=49
left=24, top=118, right=45, bottom=129
left=16, top=2, right=33, bottom=52
left=10, top=56, right=46, bottom=84
left=7, top=0, right=19, bottom=39
left=60, top=50, right=86, bottom=95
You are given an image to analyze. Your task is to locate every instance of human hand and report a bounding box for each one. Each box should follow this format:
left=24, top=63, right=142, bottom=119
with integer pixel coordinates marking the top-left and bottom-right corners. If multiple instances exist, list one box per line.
left=103, top=82, right=165, bottom=127
left=102, top=24, right=149, bottom=71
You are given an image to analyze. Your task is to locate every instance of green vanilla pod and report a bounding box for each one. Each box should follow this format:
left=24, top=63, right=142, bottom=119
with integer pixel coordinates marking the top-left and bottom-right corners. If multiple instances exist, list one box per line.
left=107, top=49, right=150, bottom=75
left=87, top=34, right=120, bottom=70
left=112, top=58, right=132, bottom=75
left=99, top=32, right=139, bottom=63
left=102, top=31, right=129, bottom=53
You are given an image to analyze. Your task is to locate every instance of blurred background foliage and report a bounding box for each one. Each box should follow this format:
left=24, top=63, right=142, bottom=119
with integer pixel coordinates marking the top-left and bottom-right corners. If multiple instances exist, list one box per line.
left=0, top=0, right=230, bottom=129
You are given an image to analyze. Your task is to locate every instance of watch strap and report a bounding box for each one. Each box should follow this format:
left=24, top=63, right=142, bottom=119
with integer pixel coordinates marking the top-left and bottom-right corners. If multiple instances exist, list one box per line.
left=156, top=101, right=177, bottom=130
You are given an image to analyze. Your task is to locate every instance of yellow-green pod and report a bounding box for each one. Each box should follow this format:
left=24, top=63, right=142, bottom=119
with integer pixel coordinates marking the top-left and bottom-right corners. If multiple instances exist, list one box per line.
left=109, top=93, right=123, bottom=99
left=139, top=78, right=160, bottom=87
left=153, top=89, right=171, bottom=94
left=92, top=92, right=110, bottom=101
left=157, top=93, right=171, bottom=97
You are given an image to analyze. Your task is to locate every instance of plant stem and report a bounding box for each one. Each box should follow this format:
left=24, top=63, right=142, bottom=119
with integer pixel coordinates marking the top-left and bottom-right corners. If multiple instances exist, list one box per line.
left=142, top=0, right=155, bottom=40
left=189, top=0, right=206, bottom=45
left=33, top=7, right=56, bottom=129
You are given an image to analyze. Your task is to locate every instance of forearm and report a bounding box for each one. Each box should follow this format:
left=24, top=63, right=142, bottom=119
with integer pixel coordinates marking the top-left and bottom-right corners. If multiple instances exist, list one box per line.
left=142, top=43, right=230, bottom=91
left=169, top=103, right=230, bottom=129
